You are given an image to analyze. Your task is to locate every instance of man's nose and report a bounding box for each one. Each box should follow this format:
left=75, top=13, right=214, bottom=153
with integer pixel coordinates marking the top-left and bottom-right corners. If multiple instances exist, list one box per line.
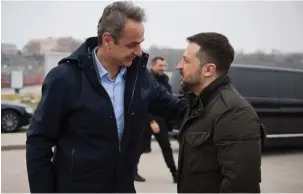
left=176, top=62, right=183, bottom=70
left=134, top=45, right=142, bottom=57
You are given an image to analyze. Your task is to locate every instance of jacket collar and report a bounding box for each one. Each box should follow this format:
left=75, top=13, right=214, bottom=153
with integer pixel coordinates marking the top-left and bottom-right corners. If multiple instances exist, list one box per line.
left=92, top=46, right=127, bottom=81
left=57, top=37, right=97, bottom=66
left=187, top=74, right=231, bottom=109
left=199, top=74, right=231, bottom=105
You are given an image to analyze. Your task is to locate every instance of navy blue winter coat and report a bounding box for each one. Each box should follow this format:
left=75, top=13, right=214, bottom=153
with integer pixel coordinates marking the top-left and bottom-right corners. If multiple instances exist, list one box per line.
left=26, top=37, right=186, bottom=193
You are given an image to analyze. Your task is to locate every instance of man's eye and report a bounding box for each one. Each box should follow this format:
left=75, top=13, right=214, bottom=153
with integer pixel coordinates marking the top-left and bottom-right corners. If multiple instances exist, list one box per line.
left=127, top=44, right=136, bottom=48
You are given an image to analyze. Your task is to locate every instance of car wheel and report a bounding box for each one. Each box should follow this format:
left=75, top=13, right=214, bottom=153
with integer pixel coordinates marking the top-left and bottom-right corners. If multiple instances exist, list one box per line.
left=1, top=110, right=20, bottom=132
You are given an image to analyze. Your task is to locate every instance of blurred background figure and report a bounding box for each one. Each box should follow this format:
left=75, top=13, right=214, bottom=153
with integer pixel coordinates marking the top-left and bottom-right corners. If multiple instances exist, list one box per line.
left=135, top=57, right=178, bottom=183
left=143, top=56, right=172, bottom=153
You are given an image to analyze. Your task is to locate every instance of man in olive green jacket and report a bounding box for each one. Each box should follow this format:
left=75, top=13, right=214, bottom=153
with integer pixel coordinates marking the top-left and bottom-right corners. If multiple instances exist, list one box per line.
left=176, top=32, right=266, bottom=193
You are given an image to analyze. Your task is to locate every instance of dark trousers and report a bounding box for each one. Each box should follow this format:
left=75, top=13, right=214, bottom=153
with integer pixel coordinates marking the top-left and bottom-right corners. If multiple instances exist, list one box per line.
left=135, top=117, right=177, bottom=173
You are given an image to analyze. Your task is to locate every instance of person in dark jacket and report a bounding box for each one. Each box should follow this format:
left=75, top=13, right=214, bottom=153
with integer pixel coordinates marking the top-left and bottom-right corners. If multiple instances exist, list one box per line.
left=138, top=57, right=173, bottom=155
left=135, top=57, right=178, bottom=183
left=175, top=32, right=266, bottom=193
left=26, top=1, right=187, bottom=193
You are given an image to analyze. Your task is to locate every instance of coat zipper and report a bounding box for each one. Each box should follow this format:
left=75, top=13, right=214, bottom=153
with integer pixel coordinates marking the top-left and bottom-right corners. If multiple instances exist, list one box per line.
left=121, top=57, right=140, bottom=151
left=70, top=148, right=75, bottom=172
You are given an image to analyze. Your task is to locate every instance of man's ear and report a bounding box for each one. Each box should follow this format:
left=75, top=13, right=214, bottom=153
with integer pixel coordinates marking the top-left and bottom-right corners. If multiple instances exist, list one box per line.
left=103, top=32, right=113, bottom=48
left=204, top=63, right=216, bottom=77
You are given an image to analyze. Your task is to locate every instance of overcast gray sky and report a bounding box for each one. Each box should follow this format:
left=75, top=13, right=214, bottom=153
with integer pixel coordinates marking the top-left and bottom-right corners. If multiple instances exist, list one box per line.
left=1, top=0, right=303, bottom=53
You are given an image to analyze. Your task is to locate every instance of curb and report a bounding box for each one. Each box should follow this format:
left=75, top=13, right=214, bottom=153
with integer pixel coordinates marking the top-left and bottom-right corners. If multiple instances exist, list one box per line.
left=1, top=144, right=26, bottom=151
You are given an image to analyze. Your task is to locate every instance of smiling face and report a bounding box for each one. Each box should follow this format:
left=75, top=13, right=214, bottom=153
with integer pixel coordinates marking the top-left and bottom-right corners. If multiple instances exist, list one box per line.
left=102, top=19, right=145, bottom=67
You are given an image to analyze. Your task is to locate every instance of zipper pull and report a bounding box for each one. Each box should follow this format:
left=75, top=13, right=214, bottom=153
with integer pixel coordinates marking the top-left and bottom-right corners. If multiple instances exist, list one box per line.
left=70, top=148, right=75, bottom=172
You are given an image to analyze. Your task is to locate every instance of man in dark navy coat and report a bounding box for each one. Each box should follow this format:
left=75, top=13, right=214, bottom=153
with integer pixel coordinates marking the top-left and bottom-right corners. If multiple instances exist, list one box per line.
left=26, top=1, right=187, bottom=193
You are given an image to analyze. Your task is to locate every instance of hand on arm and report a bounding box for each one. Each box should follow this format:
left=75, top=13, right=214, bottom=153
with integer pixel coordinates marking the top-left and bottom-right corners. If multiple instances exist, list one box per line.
left=147, top=70, right=188, bottom=121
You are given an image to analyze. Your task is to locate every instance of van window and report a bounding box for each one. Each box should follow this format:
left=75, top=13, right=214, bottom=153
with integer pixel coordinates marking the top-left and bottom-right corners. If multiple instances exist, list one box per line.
left=276, top=71, right=303, bottom=99
left=229, top=67, right=278, bottom=98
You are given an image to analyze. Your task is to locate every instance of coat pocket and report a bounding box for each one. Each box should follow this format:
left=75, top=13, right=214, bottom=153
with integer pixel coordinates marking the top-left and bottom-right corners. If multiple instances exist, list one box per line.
left=186, top=131, right=212, bottom=147
left=185, top=130, right=220, bottom=172
left=69, top=149, right=113, bottom=184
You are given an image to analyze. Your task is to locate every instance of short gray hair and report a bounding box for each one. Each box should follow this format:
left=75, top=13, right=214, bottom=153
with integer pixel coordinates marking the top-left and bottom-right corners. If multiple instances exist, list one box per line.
left=97, top=1, right=146, bottom=45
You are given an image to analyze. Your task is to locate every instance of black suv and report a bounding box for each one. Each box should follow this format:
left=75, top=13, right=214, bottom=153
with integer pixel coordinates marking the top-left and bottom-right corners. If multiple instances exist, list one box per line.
left=1, top=100, right=34, bottom=132
left=169, top=64, right=303, bottom=147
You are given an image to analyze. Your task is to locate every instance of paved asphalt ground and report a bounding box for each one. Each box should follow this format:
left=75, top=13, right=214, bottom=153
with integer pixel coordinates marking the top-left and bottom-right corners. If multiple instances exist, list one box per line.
left=1, top=130, right=303, bottom=193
